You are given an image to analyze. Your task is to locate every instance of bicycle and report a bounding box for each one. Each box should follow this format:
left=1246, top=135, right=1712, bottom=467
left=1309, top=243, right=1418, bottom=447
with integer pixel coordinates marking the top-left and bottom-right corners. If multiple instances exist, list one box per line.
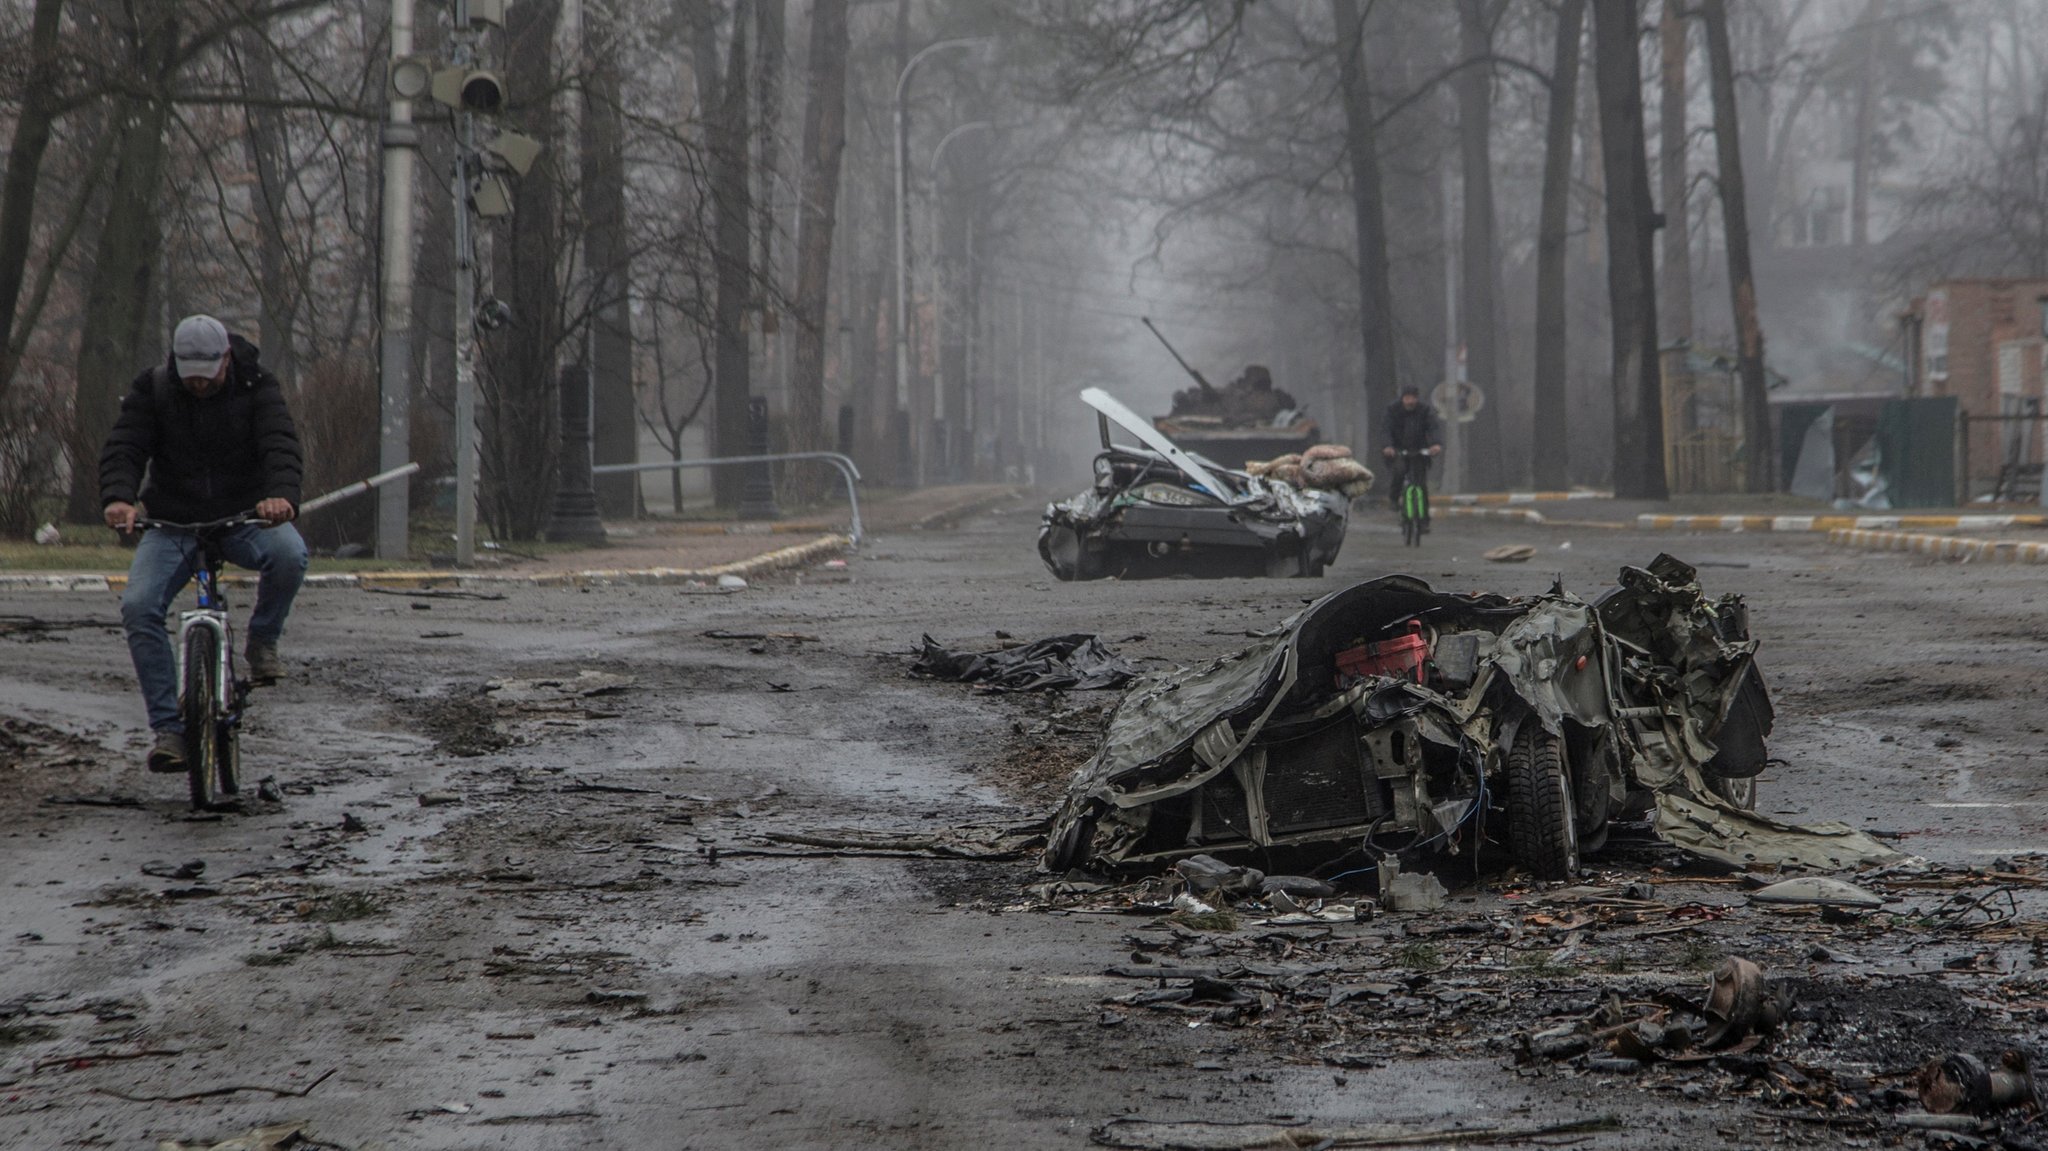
left=1391, top=449, right=1435, bottom=547
left=135, top=512, right=261, bottom=811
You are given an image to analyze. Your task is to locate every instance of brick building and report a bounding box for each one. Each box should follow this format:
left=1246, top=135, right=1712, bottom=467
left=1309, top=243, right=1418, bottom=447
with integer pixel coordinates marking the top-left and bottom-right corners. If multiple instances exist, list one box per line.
left=1900, top=278, right=2048, bottom=496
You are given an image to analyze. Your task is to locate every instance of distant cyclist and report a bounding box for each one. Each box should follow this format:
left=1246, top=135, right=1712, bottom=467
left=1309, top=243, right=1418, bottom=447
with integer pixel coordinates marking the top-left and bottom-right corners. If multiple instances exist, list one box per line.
left=100, top=314, right=306, bottom=773
left=1381, top=384, right=1444, bottom=520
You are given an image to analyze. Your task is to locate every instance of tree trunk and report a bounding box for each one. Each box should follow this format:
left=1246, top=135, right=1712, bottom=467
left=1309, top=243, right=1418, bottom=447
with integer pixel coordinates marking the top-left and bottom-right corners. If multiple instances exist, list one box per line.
left=1592, top=0, right=1667, bottom=500
left=1330, top=0, right=1399, bottom=430
left=67, top=4, right=178, bottom=524
left=582, top=5, right=637, bottom=517
left=708, top=2, right=754, bottom=505
left=755, top=0, right=784, bottom=305
left=1533, top=0, right=1584, bottom=492
left=788, top=0, right=848, bottom=503
left=1701, top=0, right=1772, bottom=493
left=237, top=24, right=299, bottom=385
left=1657, top=0, right=1692, bottom=343
left=1848, top=0, right=1884, bottom=247
left=0, top=0, right=67, bottom=402
left=481, top=0, right=564, bottom=539
left=1456, top=0, right=1504, bottom=491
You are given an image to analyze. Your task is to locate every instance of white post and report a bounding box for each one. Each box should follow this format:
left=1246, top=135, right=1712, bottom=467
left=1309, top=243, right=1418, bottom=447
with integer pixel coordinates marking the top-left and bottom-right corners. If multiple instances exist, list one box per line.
left=376, top=0, right=419, bottom=559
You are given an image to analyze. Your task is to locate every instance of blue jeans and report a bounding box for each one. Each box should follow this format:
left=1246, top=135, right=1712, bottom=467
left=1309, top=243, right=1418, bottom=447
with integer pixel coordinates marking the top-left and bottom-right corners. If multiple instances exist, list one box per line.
left=120, top=522, right=308, bottom=733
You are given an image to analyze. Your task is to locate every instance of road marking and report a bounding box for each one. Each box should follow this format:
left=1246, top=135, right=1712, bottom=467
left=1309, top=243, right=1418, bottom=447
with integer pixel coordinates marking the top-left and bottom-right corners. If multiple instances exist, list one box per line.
left=1927, top=801, right=2048, bottom=809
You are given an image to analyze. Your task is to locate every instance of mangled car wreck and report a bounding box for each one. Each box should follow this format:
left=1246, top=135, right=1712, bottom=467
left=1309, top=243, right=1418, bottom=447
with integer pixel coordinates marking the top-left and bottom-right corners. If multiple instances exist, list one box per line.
left=1046, top=555, right=1898, bottom=881
left=1039, top=388, right=1363, bottom=581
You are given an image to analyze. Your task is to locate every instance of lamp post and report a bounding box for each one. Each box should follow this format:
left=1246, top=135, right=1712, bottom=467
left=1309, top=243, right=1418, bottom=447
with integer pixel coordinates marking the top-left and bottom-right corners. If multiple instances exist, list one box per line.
left=928, top=120, right=991, bottom=484
left=378, top=0, right=422, bottom=559
left=894, top=37, right=988, bottom=487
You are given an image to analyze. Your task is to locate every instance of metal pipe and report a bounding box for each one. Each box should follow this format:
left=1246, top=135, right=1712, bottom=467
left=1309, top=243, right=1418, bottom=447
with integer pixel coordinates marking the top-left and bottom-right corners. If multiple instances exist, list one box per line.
left=377, top=0, right=419, bottom=559
left=593, top=451, right=865, bottom=546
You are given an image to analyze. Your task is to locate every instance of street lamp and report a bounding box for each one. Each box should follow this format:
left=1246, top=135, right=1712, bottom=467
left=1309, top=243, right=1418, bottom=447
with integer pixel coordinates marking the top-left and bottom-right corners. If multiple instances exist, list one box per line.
left=928, top=120, right=992, bottom=484
left=894, top=36, right=990, bottom=486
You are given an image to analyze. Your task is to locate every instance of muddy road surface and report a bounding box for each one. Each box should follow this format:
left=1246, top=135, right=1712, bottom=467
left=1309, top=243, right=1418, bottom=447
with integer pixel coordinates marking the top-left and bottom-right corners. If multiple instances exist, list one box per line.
left=3, top=501, right=2045, bottom=1149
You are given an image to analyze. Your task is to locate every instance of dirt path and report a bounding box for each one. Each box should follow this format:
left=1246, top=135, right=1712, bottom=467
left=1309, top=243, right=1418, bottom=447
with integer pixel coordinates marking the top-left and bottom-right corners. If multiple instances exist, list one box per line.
left=2, top=501, right=2043, bottom=1148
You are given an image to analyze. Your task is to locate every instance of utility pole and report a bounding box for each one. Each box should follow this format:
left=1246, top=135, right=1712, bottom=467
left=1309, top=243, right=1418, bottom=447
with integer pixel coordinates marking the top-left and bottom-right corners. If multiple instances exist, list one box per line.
left=449, top=0, right=480, bottom=567
left=378, top=0, right=420, bottom=559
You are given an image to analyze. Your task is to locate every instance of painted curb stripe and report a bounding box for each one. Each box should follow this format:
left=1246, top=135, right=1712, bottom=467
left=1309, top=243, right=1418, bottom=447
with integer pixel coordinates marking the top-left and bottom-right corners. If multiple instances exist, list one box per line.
left=1446, top=490, right=1612, bottom=505
left=1827, top=528, right=2048, bottom=564
left=1638, top=513, right=2048, bottom=533
left=1439, top=506, right=1547, bottom=522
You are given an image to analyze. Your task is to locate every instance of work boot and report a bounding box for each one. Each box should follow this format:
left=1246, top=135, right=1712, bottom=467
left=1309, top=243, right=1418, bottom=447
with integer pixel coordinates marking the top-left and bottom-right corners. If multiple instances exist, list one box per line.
left=147, top=729, right=187, bottom=773
left=245, top=641, right=283, bottom=684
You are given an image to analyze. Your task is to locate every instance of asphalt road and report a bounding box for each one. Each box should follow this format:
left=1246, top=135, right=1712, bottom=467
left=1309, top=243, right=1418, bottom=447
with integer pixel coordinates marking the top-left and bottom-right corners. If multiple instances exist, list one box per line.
left=2, top=498, right=2044, bottom=1149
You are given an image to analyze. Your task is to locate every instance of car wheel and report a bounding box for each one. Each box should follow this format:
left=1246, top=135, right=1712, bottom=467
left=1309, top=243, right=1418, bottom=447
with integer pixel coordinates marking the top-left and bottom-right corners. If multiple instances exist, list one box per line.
left=1506, top=724, right=1579, bottom=881
left=1044, top=803, right=1100, bottom=873
left=1043, top=524, right=1101, bottom=581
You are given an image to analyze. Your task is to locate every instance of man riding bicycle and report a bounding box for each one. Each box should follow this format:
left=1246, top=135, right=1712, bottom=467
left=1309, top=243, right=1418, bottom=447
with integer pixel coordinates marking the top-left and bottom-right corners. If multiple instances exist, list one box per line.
left=99, top=314, right=307, bottom=773
left=1381, top=384, right=1444, bottom=525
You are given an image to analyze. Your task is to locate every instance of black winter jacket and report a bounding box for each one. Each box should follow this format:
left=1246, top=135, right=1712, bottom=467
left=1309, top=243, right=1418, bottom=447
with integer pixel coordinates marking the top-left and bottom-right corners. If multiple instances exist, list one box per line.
left=99, top=335, right=304, bottom=522
left=1382, top=400, right=1444, bottom=455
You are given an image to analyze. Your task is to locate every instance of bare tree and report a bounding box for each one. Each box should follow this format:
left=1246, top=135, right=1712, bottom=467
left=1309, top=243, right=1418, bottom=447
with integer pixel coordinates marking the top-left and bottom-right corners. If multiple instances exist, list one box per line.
left=583, top=0, right=636, bottom=517
left=66, top=4, right=180, bottom=523
left=1455, top=0, right=1504, bottom=490
left=1531, top=0, right=1584, bottom=491
left=1657, top=0, right=1690, bottom=343
left=788, top=0, right=849, bottom=503
left=0, top=0, right=68, bottom=403
left=1593, top=0, right=1666, bottom=500
left=1702, top=0, right=1770, bottom=494
left=1331, top=0, right=1399, bottom=427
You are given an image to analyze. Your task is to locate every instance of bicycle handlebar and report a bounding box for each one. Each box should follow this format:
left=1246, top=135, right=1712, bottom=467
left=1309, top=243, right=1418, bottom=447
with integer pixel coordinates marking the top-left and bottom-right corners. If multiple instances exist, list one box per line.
left=134, top=512, right=265, bottom=534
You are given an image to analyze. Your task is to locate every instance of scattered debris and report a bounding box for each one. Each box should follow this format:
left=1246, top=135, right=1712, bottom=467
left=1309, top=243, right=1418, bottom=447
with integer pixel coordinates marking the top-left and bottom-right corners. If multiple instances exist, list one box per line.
left=141, top=859, right=205, bottom=880
left=41, top=793, right=143, bottom=808
left=913, top=633, right=1139, bottom=693
left=1091, top=1116, right=1621, bottom=1150
left=154, top=1120, right=316, bottom=1151
left=32, top=522, right=59, bottom=545
left=1700, top=956, right=1783, bottom=1047
left=418, top=791, right=462, bottom=807
left=1482, top=544, right=1536, bottom=563
left=1917, top=1050, right=2038, bottom=1115
left=1748, top=876, right=1886, bottom=909
left=716, top=574, right=748, bottom=590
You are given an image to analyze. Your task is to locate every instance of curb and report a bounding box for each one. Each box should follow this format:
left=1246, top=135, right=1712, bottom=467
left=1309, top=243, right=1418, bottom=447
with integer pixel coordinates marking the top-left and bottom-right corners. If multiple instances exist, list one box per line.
left=908, top=485, right=1026, bottom=531
left=1638, top=513, right=2048, bottom=533
left=0, top=534, right=853, bottom=594
left=1446, top=490, right=1612, bottom=506
left=1828, top=528, right=2048, bottom=564
left=1439, top=506, right=1547, bottom=523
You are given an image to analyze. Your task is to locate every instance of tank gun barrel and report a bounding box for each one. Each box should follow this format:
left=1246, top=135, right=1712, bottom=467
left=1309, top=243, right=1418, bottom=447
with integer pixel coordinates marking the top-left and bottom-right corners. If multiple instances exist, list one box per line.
left=1141, top=316, right=1217, bottom=398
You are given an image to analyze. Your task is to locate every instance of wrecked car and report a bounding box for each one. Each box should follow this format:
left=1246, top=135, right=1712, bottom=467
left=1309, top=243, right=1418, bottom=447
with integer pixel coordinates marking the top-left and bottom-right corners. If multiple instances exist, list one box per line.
left=1038, top=387, right=1352, bottom=581
left=1044, top=555, right=1899, bottom=881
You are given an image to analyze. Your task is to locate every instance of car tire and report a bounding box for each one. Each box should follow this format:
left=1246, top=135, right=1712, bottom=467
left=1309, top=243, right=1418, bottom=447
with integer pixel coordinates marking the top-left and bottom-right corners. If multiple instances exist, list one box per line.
left=1044, top=803, right=1099, bottom=873
left=1506, top=724, right=1579, bottom=881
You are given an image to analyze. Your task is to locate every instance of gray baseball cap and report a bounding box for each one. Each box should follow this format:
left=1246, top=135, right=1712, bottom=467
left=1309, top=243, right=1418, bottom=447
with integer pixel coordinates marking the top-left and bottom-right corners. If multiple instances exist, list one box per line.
left=172, top=314, right=230, bottom=380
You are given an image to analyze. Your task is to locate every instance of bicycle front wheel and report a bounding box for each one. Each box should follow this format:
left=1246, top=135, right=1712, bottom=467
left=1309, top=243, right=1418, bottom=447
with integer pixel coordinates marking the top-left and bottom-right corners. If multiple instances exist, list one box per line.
left=182, top=628, right=223, bottom=811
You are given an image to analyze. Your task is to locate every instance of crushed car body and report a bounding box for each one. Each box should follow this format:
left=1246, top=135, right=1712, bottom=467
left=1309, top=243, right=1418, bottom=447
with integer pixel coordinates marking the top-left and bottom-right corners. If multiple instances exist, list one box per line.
left=1043, top=555, right=1901, bottom=878
left=1038, top=388, right=1355, bottom=581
